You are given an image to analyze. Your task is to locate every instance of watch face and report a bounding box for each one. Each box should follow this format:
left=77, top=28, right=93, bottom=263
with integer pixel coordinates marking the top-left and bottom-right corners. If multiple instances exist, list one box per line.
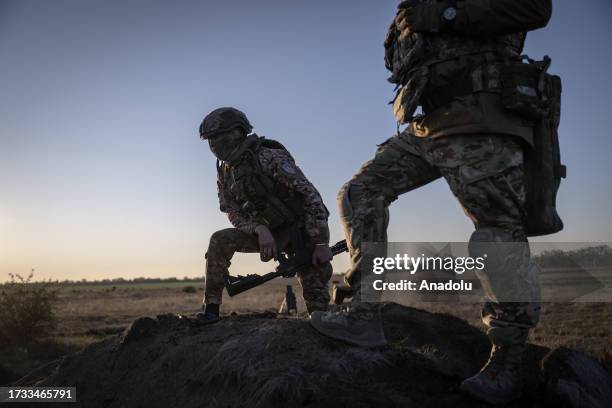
left=443, top=7, right=457, bottom=21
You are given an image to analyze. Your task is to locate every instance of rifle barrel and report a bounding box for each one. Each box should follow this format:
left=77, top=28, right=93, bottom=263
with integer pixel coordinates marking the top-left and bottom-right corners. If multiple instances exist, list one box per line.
left=226, top=270, right=283, bottom=296
left=225, top=239, right=348, bottom=297
left=330, top=239, right=348, bottom=256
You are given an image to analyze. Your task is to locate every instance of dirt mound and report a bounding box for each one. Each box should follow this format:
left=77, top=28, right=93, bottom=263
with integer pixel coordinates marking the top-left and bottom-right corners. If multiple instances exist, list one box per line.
left=14, top=303, right=612, bottom=408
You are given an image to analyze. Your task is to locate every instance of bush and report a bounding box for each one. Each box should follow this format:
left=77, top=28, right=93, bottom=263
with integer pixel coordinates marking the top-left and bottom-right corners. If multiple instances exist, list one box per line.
left=0, top=273, right=59, bottom=345
left=182, top=286, right=197, bottom=294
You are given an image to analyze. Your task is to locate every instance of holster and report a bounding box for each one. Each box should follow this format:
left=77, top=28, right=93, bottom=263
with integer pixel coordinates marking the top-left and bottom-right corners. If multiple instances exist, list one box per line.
left=497, top=56, right=566, bottom=235
left=521, top=67, right=566, bottom=236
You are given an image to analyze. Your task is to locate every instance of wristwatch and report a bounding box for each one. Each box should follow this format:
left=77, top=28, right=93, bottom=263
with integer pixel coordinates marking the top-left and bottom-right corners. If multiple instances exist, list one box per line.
left=442, top=6, right=457, bottom=22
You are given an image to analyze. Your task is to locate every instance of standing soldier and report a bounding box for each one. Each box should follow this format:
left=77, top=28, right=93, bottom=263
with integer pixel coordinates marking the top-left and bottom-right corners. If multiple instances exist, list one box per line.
left=310, top=0, right=559, bottom=405
left=198, top=107, right=333, bottom=322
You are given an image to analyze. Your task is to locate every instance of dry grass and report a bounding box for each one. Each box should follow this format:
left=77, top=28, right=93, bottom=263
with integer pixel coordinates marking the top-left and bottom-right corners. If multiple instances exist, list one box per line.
left=53, top=278, right=307, bottom=340
left=52, top=279, right=612, bottom=359
left=2, top=277, right=611, bottom=384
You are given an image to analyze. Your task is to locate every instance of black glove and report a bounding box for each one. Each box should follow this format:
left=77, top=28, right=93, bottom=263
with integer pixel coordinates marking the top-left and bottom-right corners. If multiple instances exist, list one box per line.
left=395, top=0, right=455, bottom=34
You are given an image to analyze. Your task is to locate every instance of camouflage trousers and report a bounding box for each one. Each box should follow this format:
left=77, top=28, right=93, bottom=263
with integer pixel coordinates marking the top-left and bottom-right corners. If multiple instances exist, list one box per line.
left=339, top=131, right=540, bottom=329
left=204, top=228, right=333, bottom=313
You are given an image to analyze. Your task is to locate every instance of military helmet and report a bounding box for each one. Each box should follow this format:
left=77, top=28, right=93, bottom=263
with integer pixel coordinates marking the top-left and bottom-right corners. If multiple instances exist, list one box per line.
left=199, top=107, right=252, bottom=140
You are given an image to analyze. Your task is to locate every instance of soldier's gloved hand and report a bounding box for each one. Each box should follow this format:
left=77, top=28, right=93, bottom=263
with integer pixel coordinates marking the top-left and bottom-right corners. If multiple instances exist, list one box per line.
left=395, top=0, right=453, bottom=34
left=255, top=225, right=277, bottom=262
left=312, top=244, right=332, bottom=265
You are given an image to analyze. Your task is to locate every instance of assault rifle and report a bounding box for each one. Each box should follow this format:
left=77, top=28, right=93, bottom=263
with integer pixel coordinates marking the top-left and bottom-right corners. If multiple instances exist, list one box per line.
left=224, top=239, right=348, bottom=296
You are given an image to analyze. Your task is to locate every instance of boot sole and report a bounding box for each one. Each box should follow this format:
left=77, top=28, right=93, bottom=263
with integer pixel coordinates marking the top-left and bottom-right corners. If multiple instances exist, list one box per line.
left=192, top=314, right=221, bottom=326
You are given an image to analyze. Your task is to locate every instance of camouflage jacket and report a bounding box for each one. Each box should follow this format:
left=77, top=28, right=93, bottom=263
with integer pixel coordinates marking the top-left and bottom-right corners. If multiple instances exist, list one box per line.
left=386, top=0, right=552, bottom=143
left=217, top=136, right=330, bottom=244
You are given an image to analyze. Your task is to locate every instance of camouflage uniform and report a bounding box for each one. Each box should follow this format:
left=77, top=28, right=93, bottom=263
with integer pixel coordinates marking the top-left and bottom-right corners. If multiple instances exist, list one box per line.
left=340, top=131, right=540, bottom=327
left=205, top=137, right=332, bottom=313
left=336, top=0, right=553, bottom=340
left=312, top=0, right=554, bottom=404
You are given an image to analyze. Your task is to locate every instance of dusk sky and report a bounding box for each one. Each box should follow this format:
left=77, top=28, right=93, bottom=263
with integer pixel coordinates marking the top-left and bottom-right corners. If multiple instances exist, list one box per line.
left=1, top=0, right=611, bottom=282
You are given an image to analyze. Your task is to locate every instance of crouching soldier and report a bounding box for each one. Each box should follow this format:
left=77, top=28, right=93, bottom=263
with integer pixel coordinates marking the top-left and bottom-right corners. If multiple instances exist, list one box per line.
left=197, top=107, right=333, bottom=322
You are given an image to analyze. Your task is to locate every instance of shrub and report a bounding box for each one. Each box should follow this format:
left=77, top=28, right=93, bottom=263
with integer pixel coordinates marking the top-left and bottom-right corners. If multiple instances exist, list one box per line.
left=0, top=273, right=59, bottom=345
left=182, top=286, right=197, bottom=294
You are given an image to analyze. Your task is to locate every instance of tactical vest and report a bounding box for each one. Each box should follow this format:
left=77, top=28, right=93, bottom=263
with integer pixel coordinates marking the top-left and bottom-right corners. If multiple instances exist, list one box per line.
left=388, top=31, right=565, bottom=236
left=388, top=31, right=525, bottom=123
left=218, top=136, right=305, bottom=231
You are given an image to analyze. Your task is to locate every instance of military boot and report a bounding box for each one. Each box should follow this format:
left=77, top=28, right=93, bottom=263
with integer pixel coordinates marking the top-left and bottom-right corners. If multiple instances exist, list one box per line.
left=309, top=302, right=387, bottom=347
left=331, top=284, right=355, bottom=305
left=460, top=326, right=528, bottom=405
left=195, top=303, right=220, bottom=325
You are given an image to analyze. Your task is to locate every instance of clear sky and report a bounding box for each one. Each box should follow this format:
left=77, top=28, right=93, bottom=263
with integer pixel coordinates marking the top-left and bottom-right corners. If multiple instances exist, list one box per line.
left=1, top=0, right=611, bottom=282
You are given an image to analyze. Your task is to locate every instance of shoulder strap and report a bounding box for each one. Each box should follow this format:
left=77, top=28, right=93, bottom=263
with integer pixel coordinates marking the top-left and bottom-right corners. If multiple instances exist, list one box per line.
left=257, top=136, right=295, bottom=162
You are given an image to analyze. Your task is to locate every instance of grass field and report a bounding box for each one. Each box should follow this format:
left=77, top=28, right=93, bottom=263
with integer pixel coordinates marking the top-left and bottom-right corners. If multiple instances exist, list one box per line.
left=43, top=276, right=612, bottom=358
left=2, top=275, right=611, bottom=383
left=59, top=280, right=205, bottom=292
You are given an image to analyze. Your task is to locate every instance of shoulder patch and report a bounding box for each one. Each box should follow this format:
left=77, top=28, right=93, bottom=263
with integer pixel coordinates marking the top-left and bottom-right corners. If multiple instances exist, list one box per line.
left=280, top=161, right=297, bottom=175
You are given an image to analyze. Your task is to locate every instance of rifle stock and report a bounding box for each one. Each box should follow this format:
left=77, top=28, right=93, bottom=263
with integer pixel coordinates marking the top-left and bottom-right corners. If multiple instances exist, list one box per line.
left=224, top=239, right=348, bottom=297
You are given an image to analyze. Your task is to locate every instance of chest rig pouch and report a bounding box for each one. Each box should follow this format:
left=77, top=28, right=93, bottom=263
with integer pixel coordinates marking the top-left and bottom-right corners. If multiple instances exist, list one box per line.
left=500, top=55, right=552, bottom=120
left=222, top=138, right=304, bottom=231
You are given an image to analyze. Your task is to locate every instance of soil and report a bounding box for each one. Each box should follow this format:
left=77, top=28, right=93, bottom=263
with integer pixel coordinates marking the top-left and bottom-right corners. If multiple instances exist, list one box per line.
left=12, top=303, right=612, bottom=408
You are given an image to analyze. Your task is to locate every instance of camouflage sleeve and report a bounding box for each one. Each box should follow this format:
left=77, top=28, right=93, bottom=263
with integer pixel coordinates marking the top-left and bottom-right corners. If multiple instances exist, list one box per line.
left=226, top=210, right=259, bottom=235
left=217, top=171, right=259, bottom=235
left=258, top=148, right=330, bottom=244
left=453, top=0, right=552, bottom=35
